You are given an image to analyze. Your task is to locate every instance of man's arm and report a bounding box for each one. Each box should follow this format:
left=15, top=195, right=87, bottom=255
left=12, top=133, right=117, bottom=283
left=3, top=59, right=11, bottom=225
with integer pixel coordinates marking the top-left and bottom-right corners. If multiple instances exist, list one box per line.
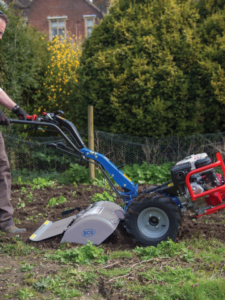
left=0, top=89, right=28, bottom=120
left=0, top=89, right=16, bottom=110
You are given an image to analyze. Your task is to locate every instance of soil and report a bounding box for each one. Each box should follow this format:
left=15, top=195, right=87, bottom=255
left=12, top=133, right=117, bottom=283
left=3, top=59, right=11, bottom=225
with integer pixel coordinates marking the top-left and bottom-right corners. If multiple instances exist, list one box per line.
left=1, top=183, right=225, bottom=300
left=7, top=183, right=225, bottom=250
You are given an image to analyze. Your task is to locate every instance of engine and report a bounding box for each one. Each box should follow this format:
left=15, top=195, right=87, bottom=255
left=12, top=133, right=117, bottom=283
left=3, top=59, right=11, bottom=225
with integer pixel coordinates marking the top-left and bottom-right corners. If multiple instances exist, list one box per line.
left=170, top=153, right=222, bottom=214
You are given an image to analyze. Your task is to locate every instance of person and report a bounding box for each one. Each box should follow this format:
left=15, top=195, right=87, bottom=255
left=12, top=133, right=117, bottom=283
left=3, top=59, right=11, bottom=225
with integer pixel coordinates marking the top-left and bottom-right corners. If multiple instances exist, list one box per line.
left=0, top=11, right=28, bottom=233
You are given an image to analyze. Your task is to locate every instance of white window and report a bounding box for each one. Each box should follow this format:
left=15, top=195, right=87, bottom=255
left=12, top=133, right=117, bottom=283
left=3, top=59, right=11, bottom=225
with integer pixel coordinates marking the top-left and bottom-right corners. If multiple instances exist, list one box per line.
left=83, top=15, right=96, bottom=37
left=47, top=16, right=67, bottom=40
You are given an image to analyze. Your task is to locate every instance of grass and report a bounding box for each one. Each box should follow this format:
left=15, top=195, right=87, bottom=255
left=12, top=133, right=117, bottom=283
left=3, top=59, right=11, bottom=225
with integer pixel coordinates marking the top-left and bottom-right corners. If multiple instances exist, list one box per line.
left=2, top=170, right=225, bottom=299
left=2, top=228, right=225, bottom=299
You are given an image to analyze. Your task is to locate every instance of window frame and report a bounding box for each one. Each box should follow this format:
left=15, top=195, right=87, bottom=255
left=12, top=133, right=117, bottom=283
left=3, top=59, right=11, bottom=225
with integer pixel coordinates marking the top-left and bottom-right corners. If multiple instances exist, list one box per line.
left=47, top=16, right=68, bottom=40
left=83, top=15, right=96, bottom=37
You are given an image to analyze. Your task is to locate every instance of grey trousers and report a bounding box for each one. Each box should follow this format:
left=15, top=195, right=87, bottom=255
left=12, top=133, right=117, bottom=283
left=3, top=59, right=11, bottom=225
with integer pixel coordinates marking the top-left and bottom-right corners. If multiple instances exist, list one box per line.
left=0, top=132, right=14, bottom=229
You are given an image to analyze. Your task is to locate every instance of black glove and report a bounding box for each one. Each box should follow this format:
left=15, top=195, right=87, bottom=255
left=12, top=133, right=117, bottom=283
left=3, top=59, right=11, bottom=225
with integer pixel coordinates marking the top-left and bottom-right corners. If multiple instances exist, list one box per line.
left=0, top=110, right=9, bottom=125
left=12, top=104, right=28, bottom=120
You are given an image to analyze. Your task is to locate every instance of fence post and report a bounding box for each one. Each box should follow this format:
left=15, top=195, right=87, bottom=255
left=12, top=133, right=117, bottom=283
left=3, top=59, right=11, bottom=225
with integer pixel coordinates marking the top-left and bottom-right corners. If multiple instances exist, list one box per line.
left=88, top=105, right=95, bottom=180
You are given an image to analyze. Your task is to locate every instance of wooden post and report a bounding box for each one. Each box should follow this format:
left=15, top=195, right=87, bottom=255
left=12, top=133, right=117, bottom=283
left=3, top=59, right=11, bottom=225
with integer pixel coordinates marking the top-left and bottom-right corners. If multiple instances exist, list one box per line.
left=88, top=105, right=95, bottom=180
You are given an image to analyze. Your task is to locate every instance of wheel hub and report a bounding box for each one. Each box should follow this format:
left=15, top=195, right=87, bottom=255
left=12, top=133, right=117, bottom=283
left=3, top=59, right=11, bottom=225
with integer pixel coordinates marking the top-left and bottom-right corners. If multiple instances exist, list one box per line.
left=149, top=216, right=159, bottom=226
left=137, top=207, right=170, bottom=239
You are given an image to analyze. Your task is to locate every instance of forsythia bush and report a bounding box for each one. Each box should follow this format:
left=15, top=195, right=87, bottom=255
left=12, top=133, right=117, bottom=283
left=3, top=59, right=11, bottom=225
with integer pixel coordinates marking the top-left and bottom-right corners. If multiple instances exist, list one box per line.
left=33, top=36, right=81, bottom=117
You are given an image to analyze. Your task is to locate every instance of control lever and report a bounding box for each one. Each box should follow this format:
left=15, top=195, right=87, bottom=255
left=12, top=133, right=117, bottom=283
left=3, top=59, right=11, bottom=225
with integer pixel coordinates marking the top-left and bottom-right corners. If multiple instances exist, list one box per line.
left=54, top=110, right=64, bottom=116
left=46, top=143, right=57, bottom=148
left=57, top=142, right=67, bottom=148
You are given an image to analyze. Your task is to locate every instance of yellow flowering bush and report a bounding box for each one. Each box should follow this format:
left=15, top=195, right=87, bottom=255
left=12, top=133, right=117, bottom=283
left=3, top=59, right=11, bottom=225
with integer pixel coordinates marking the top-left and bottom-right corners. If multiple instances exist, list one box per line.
left=33, top=35, right=82, bottom=118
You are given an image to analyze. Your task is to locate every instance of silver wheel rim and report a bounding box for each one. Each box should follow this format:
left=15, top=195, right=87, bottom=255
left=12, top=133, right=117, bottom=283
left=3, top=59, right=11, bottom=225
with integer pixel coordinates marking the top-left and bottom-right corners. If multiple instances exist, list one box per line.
left=137, top=207, right=170, bottom=239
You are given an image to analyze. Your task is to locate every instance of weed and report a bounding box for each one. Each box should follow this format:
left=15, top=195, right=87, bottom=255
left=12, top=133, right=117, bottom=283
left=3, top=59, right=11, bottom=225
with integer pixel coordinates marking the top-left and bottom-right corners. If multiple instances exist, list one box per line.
left=33, top=277, right=51, bottom=293
left=100, top=267, right=131, bottom=278
left=46, top=240, right=109, bottom=265
left=0, top=241, right=40, bottom=256
left=110, top=250, right=134, bottom=259
left=0, top=231, right=5, bottom=238
left=23, top=277, right=37, bottom=286
left=122, top=161, right=174, bottom=185
left=31, top=177, right=55, bottom=189
left=48, top=196, right=67, bottom=206
left=58, top=242, right=68, bottom=250
left=23, top=272, right=35, bottom=280
left=71, top=191, right=77, bottom=197
left=13, top=218, right=21, bottom=224
left=33, top=275, right=82, bottom=298
left=19, top=263, right=34, bottom=272
left=92, top=178, right=111, bottom=189
left=0, top=267, right=11, bottom=274
left=67, top=269, right=97, bottom=286
left=57, top=163, right=90, bottom=185
left=90, top=191, right=116, bottom=203
left=17, top=198, right=25, bottom=209
left=53, top=286, right=82, bottom=299
left=20, top=187, right=27, bottom=194
left=133, top=239, right=194, bottom=263
left=25, top=192, right=34, bottom=202
left=17, top=287, right=35, bottom=299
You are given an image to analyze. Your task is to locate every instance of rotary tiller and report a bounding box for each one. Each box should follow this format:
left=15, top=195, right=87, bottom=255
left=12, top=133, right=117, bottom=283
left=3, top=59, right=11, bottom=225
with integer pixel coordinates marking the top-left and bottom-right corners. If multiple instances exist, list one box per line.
left=9, top=111, right=225, bottom=246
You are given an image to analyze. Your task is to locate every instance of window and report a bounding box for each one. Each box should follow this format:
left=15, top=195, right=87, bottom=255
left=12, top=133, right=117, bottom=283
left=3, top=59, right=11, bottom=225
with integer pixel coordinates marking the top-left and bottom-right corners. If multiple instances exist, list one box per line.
left=83, top=15, right=96, bottom=37
left=47, top=16, right=67, bottom=40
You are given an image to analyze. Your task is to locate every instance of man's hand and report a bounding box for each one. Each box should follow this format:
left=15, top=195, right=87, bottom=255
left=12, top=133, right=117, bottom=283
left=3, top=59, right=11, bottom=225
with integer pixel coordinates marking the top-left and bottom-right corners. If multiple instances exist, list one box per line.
left=12, top=105, right=28, bottom=120
left=0, top=110, right=9, bottom=125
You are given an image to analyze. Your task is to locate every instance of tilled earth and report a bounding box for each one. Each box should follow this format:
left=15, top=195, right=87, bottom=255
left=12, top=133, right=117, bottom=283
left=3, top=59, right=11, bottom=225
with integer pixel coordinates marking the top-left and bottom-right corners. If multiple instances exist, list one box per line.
left=1, top=183, right=225, bottom=300
left=8, top=183, right=225, bottom=249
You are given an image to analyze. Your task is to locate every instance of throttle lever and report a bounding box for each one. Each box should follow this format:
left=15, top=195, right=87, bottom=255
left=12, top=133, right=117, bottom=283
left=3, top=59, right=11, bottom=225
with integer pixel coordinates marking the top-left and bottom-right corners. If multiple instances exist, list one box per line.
left=26, top=114, right=38, bottom=121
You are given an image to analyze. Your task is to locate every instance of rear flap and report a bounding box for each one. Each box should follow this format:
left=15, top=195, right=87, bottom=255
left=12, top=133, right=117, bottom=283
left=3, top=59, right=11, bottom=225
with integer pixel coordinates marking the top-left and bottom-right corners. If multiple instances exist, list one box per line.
left=29, top=215, right=75, bottom=241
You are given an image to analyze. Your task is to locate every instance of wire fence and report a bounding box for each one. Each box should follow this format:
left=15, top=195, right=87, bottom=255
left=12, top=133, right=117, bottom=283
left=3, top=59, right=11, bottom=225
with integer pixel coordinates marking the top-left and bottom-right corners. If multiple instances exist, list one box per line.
left=3, top=129, right=225, bottom=178
left=94, top=131, right=225, bottom=166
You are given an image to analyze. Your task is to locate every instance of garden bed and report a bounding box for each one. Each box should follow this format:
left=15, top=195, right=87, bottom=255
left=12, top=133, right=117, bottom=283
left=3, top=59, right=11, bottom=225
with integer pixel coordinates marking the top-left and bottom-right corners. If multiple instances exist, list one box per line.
left=8, top=183, right=225, bottom=249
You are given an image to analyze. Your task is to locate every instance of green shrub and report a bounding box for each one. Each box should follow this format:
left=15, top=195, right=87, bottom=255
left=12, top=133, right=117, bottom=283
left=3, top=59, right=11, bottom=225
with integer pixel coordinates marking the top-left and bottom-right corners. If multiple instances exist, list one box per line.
left=0, top=5, right=49, bottom=116
left=122, top=161, right=174, bottom=184
left=75, top=0, right=225, bottom=137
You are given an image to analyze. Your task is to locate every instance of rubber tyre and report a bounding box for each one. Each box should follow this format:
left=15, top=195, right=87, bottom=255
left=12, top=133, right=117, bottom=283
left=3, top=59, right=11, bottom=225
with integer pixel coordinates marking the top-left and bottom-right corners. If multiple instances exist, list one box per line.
left=125, top=194, right=182, bottom=247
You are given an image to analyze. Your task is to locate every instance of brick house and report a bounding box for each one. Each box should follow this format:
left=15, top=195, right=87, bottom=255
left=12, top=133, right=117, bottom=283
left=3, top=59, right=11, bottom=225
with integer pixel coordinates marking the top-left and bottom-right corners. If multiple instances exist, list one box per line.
left=6, top=0, right=104, bottom=39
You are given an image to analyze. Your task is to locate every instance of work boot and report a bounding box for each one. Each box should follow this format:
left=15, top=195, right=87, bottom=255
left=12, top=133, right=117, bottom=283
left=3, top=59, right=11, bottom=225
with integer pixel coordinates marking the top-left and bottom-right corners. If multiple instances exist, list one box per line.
left=1, top=225, right=26, bottom=233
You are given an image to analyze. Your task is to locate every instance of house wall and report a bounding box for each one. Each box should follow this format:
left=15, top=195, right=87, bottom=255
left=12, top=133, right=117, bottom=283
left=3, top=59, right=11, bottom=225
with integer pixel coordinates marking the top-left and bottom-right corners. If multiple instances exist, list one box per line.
left=23, top=0, right=102, bottom=39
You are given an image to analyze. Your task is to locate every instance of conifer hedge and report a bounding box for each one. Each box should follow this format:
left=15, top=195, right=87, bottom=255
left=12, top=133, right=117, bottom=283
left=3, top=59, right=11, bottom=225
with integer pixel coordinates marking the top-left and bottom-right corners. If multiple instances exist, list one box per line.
left=76, top=0, right=225, bottom=137
left=0, top=5, right=49, bottom=115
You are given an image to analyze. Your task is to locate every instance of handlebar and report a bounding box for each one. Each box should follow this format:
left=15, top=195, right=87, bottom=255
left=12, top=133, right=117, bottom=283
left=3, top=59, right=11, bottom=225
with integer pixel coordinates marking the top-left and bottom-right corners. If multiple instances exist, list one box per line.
left=8, top=112, right=86, bottom=155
